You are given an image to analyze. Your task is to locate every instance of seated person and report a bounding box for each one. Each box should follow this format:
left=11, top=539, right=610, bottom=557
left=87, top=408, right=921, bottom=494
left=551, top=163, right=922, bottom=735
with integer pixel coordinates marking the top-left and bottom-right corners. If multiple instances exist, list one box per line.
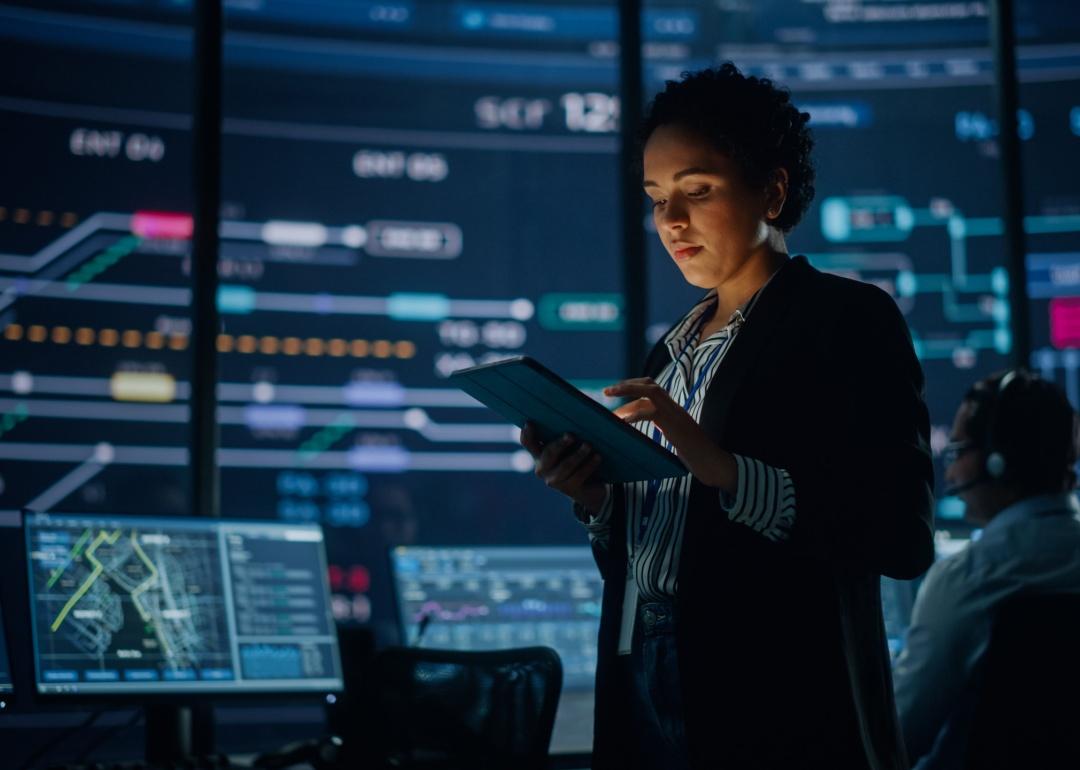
left=893, top=369, right=1080, bottom=769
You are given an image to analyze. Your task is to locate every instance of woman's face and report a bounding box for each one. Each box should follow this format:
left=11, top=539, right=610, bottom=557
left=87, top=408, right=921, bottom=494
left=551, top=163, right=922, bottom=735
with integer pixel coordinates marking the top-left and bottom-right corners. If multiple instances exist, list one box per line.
left=643, top=123, right=778, bottom=290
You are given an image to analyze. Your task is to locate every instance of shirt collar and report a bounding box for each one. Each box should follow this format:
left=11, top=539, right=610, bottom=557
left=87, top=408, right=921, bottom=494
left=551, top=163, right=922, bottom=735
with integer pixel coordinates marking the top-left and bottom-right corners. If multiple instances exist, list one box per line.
left=662, top=257, right=789, bottom=357
left=983, top=492, right=1080, bottom=534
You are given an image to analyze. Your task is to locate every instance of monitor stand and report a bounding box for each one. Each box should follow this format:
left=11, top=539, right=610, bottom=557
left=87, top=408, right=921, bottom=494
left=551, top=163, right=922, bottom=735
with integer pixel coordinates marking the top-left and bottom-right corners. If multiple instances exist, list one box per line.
left=145, top=704, right=215, bottom=763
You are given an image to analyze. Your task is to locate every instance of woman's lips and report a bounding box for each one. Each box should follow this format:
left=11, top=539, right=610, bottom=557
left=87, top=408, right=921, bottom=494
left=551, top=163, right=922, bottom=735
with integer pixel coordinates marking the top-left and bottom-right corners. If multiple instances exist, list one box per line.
left=673, top=245, right=702, bottom=260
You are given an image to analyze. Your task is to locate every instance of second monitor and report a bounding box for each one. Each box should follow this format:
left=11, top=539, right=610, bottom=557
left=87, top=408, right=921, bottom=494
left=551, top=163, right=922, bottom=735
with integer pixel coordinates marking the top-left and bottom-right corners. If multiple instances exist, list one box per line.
left=390, top=545, right=602, bottom=755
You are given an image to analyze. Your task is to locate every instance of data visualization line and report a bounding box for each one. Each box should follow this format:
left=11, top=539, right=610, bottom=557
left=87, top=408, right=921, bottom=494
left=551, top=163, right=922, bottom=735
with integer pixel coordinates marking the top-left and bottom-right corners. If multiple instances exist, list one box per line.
left=50, top=528, right=121, bottom=633
left=24, top=443, right=115, bottom=513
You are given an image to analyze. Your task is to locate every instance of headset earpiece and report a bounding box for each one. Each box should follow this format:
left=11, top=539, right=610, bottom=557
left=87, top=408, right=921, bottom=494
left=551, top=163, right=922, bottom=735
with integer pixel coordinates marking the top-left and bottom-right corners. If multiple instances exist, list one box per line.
left=985, top=451, right=1007, bottom=479
left=981, top=369, right=1025, bottom=482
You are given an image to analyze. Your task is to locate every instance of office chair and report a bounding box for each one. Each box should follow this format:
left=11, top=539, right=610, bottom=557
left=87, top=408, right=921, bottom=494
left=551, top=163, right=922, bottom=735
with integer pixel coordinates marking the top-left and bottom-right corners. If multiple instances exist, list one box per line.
left=357, top=645, right=562, bottom=770
left=965, top=592, right=1080, bottom=770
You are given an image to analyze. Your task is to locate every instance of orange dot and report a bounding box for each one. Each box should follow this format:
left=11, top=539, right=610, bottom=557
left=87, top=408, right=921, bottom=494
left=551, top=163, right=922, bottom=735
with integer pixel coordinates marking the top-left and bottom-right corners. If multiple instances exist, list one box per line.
left=99, top=328, right=119, bottom=346
left=14, top=208, right=30, bottom=225
left=216, top=334, right=234, bottom=353
left=3, top=324, right=23, bottom=341
left=259, top=336, right=279, bottom=355
left=304, top=338, right=325, bottom=356
left=36, top=210, right=54, bottom=227
left=395, top=340, right=416, bottom=359
left=373, top=339, right=392, bottom=358
left=75, top=327, right=95, bottom=345
left=51, top=326, right=72, bottom=344
left=0, top=207, right=7, bottom=222
left=237, top=335, right=257, bottom=354
left=146, top=331, right=165, bottom=349
left=168, top=334, right=188, bottom=350
left=282, top=337, right=302, bottom=355
left=28, top=325, right=47, bottom=342
left=350, top=339, right=369, bottom=357
left=328, top=338, right=347, bottom=357
left=61, top=212, right=78, bottom=228
left=121, top=330, right=142, bottom=348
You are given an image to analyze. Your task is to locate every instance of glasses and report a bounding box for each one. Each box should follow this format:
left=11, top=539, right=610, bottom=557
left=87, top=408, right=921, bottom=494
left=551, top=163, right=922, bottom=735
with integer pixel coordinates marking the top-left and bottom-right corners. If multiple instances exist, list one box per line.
left=942, top=440, right=978, bottom=466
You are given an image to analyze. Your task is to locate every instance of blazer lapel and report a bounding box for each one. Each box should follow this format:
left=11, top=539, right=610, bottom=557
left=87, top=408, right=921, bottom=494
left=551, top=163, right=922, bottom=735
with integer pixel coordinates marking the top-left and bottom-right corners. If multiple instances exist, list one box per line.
left=696, top=255, right=813, bottom=442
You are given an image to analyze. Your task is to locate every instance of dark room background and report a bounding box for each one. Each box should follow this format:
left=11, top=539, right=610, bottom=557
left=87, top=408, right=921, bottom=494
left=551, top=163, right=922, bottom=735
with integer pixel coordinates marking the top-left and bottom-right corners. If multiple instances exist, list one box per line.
left=1, top=0, right=1079, bottom=760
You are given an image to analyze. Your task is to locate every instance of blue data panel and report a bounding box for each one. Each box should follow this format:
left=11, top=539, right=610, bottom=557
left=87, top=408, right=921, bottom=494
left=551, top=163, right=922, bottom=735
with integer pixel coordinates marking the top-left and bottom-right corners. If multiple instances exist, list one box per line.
left=390, top=545, right=602, bottom=754
left=24, top=512, right=342, bottom=695
left=0, top=0, right=625, bottom=629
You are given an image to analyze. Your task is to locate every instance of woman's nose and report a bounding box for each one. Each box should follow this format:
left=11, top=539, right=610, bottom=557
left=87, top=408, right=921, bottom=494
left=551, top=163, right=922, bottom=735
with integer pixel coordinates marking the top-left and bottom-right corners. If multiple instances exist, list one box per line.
left=658, top=201, right=689, bottom=231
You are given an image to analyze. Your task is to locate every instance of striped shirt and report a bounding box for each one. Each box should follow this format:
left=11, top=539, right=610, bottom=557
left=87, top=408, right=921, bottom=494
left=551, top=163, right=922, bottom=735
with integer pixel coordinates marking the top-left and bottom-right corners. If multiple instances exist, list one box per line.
left=583, top=285, right=797, bottom=601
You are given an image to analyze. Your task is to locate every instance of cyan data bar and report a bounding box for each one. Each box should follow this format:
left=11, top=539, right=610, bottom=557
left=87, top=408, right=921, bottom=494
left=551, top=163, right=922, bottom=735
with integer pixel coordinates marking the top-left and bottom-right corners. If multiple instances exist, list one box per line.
left=387, top=293, right=451, bottom=321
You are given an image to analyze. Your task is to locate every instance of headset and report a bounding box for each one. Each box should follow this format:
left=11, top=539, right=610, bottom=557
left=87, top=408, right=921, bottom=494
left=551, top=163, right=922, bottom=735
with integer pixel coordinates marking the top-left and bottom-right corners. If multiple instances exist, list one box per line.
left=945, top=369, right=1026, bottom=495
left=981, top=368, right=1024, bottom=481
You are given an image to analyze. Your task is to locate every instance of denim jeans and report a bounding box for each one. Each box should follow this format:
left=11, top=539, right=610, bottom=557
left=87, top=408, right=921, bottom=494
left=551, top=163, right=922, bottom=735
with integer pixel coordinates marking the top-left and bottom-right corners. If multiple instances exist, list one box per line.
left=619, top=600, right=690, bottom=770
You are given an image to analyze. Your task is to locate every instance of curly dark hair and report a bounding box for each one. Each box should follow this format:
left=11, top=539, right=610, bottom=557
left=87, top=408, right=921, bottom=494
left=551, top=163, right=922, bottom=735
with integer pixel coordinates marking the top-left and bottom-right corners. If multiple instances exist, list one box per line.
left=639, top=62, right=816, bottom=233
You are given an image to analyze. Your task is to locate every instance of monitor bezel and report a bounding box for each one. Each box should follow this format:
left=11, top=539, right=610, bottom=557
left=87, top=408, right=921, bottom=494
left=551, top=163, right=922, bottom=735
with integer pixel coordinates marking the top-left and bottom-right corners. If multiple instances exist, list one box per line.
left=21, top=509, right=344, bottom=704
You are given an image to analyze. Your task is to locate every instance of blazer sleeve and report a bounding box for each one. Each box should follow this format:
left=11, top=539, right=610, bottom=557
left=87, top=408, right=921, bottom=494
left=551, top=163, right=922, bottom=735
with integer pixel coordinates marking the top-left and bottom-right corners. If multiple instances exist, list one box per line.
left=785, top=281, right=935, bottom=580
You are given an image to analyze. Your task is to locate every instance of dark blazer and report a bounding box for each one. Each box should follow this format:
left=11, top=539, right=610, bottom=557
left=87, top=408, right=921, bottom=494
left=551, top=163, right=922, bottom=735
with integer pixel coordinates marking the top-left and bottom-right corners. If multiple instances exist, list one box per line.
left=591, top=256, right=935, bottom=770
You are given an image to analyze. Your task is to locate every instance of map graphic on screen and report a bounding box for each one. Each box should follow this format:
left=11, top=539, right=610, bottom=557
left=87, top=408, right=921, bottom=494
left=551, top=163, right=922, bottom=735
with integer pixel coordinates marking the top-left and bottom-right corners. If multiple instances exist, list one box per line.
left=25, top=512, right=343, bottom=695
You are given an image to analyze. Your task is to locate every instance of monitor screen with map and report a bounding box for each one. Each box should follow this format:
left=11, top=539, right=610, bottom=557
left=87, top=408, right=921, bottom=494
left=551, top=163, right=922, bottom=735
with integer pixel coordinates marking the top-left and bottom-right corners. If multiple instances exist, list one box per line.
left=23, top=512, right=343, bottom=695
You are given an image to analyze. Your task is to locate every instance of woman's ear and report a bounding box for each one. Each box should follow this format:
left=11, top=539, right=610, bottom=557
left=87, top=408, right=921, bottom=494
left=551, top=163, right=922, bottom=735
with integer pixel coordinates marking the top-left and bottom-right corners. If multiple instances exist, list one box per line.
left=765, top=167, right=789, bottom=223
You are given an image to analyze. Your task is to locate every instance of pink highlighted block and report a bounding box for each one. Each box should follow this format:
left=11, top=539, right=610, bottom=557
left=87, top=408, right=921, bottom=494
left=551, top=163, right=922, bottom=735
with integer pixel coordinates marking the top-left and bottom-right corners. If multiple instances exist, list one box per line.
left=131, top=211, right=193, bottom=240
left=1050, top=298, right=1080, bottom=349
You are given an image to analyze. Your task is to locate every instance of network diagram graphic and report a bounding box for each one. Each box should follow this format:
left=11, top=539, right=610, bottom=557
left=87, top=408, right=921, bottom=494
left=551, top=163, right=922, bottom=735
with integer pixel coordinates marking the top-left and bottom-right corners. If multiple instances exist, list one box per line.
left=811, top=193, right=1080, bottom=388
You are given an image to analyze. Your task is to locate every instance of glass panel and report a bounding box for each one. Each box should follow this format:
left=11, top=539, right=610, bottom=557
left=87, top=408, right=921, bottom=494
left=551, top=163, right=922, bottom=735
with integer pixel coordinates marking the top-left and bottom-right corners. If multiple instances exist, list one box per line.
left=217, top=3, right=623, bottom=649
left=1018, top=1, right=1080, bottom=405
left=0, top=1, right=194, bottom=516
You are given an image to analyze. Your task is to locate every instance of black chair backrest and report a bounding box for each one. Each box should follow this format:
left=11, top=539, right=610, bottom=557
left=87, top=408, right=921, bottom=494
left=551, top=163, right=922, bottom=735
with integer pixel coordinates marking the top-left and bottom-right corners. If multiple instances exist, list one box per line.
left=966, top=592, right=1080, bottom=770
left=362, top=645, right=562, bottom=770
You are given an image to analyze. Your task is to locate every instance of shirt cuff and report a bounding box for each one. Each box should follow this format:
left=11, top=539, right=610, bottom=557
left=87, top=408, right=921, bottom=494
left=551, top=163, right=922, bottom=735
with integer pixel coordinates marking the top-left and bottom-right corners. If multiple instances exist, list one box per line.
left=574, top=485, right=614, bottom=542
left=720, top=454, right=796, bottom=542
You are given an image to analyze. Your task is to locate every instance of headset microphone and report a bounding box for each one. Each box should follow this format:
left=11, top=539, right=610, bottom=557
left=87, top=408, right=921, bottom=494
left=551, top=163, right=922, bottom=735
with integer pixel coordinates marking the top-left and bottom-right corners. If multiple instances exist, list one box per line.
left=944, top=475, right=987, bottom=496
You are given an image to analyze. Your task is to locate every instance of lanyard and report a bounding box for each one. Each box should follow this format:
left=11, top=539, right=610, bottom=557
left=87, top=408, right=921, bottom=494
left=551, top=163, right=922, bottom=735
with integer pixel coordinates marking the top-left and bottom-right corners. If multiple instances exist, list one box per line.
left=634, top=314, right=734, bottom=549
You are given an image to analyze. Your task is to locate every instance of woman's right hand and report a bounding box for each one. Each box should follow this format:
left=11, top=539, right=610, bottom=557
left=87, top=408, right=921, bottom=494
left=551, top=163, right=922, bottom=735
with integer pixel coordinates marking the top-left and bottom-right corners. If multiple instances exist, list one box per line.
left=519, top=422, right=607, bottom=515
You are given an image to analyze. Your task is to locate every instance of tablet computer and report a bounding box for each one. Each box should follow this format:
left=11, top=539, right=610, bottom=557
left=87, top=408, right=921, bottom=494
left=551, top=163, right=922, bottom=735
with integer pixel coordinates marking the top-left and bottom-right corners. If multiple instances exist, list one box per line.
left=449, top=356, right=686, bottom=483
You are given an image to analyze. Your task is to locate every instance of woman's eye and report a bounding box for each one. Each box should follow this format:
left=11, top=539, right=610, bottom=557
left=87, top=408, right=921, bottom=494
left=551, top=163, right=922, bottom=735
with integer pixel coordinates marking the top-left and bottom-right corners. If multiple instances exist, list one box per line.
left=687, top=186, right=710, bottom=198
left=651, top=199, right=666, bottom=209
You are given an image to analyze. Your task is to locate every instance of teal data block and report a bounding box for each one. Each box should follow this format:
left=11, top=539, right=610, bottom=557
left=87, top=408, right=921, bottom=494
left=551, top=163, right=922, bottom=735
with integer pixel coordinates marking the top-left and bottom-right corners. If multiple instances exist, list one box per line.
left=896, top=270, right=917, bottom=298
left=994, top=327, right=1012, bottom=354
left=937, top=496, right=966, bottom=521
left=538, top=293, right=623, bottom=331
left=991, top=266, right=1009, bottom=295
left=217, top=285, right=256, bottom=314
left=388, top=293, right=451, bottom=321
left=820, top=195, right=914, bottom=243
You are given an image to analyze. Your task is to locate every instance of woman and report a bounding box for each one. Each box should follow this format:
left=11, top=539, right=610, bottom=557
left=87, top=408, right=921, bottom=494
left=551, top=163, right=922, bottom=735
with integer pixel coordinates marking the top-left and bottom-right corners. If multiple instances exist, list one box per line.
left=520, top=63, right=935, bottom=769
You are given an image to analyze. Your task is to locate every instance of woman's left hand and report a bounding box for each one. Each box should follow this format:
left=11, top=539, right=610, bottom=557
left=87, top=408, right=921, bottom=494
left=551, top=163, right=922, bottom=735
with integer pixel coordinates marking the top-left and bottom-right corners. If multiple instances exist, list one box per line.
left=605, top=378, right=737, bottom=492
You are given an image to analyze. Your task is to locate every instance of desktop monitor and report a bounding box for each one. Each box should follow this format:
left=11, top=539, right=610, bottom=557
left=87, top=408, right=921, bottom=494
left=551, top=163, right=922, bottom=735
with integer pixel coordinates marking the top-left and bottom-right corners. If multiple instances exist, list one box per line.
left=389, top=545, right=602, bottom=755
left=24, top=512, right=343, bottom=696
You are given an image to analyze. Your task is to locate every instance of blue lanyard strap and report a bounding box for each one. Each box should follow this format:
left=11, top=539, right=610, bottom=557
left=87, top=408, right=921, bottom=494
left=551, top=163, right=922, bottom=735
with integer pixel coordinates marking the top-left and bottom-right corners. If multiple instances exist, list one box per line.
left=635, top=317, right=733, bottom=548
